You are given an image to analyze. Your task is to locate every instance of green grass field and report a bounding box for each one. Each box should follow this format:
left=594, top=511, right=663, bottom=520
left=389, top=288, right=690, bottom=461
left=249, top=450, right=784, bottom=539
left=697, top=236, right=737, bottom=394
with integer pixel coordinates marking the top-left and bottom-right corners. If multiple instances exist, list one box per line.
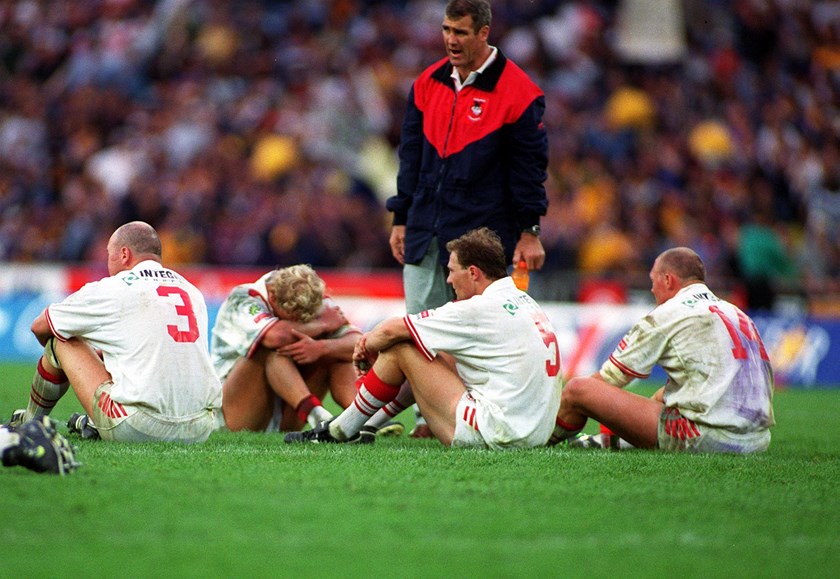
left=2, top=361, right=838, bottom=578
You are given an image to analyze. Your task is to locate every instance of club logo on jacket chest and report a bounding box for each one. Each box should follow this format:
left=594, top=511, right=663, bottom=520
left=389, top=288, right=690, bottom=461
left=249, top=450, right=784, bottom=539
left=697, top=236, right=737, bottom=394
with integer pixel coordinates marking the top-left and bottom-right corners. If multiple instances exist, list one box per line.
left=468, top=97, right=486, bottom=121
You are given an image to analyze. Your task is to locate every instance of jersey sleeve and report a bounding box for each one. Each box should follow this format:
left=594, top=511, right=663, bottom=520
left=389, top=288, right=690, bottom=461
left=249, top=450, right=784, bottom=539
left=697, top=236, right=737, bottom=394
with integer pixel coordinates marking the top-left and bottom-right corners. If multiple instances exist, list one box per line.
left=45, top=279, right=119, bottom=341
left=404, top=300, right=472, bottom=361
left=599, top=313, right=667, bottom=387
left=213, top=288, right=278, bottom=363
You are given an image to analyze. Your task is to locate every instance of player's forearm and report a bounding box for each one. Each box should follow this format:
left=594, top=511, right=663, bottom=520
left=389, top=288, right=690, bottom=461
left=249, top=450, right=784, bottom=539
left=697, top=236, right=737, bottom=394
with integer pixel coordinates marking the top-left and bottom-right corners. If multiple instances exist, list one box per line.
left=30, top=310, right=54, bottom=345
left=365, top=317, right=411, bottom=354
left=263, top=317, right=334, bottom=350
left=261, top=321, right=296, bottom=349
left=318, top=332, right=360, bottom=362
left=302, top=316, right=342, bottom=338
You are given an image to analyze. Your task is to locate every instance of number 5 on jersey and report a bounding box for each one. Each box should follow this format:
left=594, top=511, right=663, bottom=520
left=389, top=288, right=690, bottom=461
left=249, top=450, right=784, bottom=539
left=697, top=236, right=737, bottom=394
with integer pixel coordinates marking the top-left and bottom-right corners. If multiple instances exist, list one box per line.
left=531, top=312, right=561, bottom=377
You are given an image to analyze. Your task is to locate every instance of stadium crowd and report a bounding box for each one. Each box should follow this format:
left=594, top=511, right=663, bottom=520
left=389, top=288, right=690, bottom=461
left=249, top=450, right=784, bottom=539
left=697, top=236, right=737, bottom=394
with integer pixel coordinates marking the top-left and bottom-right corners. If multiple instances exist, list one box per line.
left=1, top=0, right=839, bottom=311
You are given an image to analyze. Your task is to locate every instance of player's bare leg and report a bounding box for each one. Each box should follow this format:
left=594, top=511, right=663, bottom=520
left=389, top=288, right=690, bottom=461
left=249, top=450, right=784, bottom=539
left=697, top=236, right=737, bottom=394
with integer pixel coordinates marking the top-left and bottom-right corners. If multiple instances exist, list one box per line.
left=266, top=351, right=333, bottom=428
left=52, top=337, right=112, bottom=418
left=392, top=346, right=465, bottom=446
left=221, top=351, right=275, bottom=431
left=323, top=359, right=357, bottom=410
left=329, top=342, right=464, bottom=445
left=558, top=376, right=663, bottom=448
left=279, top=363, right=334, bottom=431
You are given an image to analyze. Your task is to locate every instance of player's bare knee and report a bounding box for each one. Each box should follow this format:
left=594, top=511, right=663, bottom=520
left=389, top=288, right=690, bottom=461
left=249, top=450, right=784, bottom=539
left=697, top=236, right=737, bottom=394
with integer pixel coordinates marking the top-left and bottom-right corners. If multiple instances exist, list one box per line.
left=384, top=341, right=414, bottom=358
left=561, top=377, right=587, bottom=406
left=371, top=344, right=404, bottom=373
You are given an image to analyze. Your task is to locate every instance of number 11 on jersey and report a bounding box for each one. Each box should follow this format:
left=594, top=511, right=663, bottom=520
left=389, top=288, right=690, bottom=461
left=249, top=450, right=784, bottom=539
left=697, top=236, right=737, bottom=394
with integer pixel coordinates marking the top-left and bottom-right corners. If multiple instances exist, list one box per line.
left=709, top=305, right=769, bottom=361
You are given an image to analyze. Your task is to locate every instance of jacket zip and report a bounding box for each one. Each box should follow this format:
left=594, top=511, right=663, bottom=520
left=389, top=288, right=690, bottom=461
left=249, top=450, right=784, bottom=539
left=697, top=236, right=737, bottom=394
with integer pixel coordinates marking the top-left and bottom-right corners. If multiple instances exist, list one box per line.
left=434, top=88, right=459, bottom=232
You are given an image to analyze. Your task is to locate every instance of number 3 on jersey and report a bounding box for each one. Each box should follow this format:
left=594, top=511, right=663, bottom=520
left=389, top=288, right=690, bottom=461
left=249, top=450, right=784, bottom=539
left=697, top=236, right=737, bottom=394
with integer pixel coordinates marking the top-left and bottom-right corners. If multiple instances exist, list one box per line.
left=157, top=286, right=200, bottom=343
left=531, top=312, right=561, bottom=377
left=709, top=305, right=769, bottom=361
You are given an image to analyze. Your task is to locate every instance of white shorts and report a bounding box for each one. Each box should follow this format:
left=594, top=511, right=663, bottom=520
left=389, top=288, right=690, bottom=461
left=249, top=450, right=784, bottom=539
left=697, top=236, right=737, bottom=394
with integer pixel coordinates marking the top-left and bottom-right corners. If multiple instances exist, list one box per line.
left=657, top=406, right=771, bottom=453
left=451, top=391, right=548, bottom=450
left=91, top=381, right=224, bottom=444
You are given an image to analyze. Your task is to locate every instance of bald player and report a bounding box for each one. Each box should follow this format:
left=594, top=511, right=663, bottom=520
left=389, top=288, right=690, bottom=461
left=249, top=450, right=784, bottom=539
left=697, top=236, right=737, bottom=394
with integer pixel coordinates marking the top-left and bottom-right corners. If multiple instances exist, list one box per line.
left=550, top=247, right=775, bottom=453
left=10, top=221, right=223, bottom=443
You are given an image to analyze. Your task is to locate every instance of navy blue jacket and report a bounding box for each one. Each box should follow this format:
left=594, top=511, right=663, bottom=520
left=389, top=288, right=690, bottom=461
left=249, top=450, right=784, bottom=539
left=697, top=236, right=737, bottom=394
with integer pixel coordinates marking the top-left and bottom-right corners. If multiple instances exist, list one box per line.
left=388, top=51, right=548, bottom=266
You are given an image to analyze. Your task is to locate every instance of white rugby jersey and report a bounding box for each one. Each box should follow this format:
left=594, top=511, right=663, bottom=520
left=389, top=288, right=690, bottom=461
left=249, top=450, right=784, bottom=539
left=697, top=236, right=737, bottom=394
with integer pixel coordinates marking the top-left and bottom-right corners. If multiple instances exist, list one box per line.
left=210, top=272, right=359, bottom=380
left=600, top=283, right=775, bottom=433
left=45, top=260, right=222, bottom=417
left=405, top=277, right=562, bottom=446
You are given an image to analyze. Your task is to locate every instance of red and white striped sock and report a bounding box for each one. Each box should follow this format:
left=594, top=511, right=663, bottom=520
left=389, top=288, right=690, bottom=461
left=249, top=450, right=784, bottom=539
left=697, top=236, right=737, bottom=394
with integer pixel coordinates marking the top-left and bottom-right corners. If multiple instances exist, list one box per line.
left=363, top=382, right=413, bottom=429
left=295, top=394, right=332, bottom=428
left=25, top=358, right=69, bottom=421
left=547, top=417, right=584, bottom=447
left=331, top=369, right=400, bottom=439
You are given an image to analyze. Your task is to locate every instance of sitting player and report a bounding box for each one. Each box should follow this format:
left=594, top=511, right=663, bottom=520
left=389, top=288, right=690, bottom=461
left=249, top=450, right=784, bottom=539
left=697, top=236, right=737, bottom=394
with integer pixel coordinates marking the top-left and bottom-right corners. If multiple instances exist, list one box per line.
left=212, top=264, right=402, bottom=437
left=285, top=227, right=562, bottom=448
left=549, top=247, right=775, bottom=453
left=10, top=221, right=223, bottom=443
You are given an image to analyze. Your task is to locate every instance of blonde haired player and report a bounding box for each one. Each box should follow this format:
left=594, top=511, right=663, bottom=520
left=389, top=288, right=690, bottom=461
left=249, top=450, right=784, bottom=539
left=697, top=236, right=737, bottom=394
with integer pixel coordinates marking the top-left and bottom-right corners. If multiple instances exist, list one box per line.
left=267, top=264, right=328, bottom=323
left=550, top=247, right=775, bottom=453
left=212, top=265, right=369, bottom=433
left=12, top=221, right=223, bottom=443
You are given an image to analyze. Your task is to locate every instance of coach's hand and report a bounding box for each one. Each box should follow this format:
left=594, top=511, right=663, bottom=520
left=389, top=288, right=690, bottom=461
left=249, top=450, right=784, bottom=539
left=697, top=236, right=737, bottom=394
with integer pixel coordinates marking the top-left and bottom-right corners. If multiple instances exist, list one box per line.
left=389, top=226, right=406, bottom=265
left=513, top=233, right=545, bottom=271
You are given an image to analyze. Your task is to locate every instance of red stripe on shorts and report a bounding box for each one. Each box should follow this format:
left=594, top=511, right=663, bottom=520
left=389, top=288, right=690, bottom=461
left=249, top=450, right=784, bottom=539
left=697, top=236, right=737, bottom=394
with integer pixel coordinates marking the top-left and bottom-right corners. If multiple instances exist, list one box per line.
left=98, top=392, right=127, bottom=419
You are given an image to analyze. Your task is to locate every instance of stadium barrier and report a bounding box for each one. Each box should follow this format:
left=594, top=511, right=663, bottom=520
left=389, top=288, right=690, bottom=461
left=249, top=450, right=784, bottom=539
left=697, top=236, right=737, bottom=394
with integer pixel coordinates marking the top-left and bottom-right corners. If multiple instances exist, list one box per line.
left=0, top=264, right=836, bottom=388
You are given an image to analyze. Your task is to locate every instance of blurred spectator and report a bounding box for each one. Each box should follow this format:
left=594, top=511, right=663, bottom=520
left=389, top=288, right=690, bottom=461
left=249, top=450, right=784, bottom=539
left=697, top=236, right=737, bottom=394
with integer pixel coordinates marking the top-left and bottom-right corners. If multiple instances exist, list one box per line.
left=736, top=204, right=799, bottom=311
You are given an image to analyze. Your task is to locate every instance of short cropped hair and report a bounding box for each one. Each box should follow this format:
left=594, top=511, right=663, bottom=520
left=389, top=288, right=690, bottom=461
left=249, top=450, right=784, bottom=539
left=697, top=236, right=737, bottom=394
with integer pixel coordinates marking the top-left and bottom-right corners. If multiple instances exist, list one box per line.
left=659, top=247, right=706, bottom=282
left=266, top=265, right=325, bottom=322
left=446, top=0, right=491, bottom=32
left=113, top=221, right=162, bottom=258
left=446, top=227, right=508, bottom=281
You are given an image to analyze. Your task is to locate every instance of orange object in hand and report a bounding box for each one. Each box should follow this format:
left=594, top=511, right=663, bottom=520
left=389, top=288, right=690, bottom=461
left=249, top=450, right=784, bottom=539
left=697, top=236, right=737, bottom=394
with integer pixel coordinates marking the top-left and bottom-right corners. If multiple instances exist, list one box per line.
left=511, top=259, right=529, bottom=291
